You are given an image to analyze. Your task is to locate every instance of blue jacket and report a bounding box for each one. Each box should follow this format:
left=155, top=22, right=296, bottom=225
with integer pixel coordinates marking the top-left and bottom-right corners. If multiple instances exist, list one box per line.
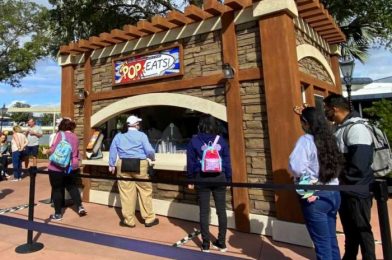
left=186, top=133, right=232, bottom=181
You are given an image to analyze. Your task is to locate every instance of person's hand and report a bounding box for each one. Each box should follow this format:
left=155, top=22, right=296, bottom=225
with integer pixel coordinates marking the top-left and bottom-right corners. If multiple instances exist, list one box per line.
left=42, top=147, right=49, bottom=155
left=188, top=184, right=194, bottom=190
left=307, top=195, right=318, bottom=203
left=293, top=103, right=310, bottom=115
left=109, top=166, right=116, bottom=174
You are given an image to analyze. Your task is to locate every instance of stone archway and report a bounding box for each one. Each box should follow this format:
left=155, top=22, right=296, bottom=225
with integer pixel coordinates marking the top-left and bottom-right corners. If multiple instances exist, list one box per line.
left=90, top=93, right=227, bottom=127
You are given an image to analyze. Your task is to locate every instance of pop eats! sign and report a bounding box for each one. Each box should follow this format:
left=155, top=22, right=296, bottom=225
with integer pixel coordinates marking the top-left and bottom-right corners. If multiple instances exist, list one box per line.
left=113, top=46, right=182, bottom=85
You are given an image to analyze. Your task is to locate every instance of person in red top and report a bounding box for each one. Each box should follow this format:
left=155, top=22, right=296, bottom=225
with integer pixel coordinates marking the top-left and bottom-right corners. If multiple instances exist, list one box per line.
left=44, top=118, right=87, bottom=221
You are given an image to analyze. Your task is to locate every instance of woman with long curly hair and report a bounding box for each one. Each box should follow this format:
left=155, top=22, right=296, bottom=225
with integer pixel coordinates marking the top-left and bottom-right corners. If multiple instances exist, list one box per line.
left=289, top=107, right=343, bottom=260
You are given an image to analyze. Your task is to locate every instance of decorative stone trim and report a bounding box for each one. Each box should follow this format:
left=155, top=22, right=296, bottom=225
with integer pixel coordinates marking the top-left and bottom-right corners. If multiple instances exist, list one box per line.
left=252, top=0, right=298, bottom=19
left=90, top=93, right=227, bottom=127
left=297, top=44, right=335, bottom=84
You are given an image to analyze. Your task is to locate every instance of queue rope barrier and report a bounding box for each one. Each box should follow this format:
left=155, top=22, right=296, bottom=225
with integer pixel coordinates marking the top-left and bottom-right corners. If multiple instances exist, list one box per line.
left=1, top=166, right=391, bottom=259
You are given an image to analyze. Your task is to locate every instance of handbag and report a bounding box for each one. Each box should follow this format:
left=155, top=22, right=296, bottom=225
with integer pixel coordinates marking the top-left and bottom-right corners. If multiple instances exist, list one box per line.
left=121, top=158, right=140, bottom=173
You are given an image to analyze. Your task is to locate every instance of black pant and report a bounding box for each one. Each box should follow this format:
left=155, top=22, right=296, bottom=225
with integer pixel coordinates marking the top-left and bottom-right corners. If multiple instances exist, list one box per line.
left=48, top=170, right=82, bottom=215
left=0, top=155, right=8, bottom=174
left=196, top=172, right=227, bottom=244
left=339, top=192, right=376, bottom=260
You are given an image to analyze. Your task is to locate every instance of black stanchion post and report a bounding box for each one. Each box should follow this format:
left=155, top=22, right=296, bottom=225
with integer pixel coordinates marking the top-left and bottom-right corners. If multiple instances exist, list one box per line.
left=15, top=166, right=44, bottom=253
left=373, top=179, right=392, bottom=260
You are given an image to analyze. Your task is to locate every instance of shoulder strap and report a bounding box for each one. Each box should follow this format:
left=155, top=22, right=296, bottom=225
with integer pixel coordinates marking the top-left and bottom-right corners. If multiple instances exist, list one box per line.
left=212, top=135, right=220, bottom=146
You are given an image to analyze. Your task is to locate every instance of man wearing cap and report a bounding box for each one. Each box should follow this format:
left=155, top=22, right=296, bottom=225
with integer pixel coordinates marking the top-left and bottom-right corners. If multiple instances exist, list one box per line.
left=109, top=115, right=158, bottom=228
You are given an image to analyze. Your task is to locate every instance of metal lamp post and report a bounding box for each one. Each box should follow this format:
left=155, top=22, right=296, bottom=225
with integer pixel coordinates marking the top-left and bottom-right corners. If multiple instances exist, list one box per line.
left=0, top=104, right=8, bottom=133
left=339, top=56, right=355, bottom=111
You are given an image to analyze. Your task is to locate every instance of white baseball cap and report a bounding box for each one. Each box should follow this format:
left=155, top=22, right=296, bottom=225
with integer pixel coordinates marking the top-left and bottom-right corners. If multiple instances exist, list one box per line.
left=126, top=115, right=142, bottom=126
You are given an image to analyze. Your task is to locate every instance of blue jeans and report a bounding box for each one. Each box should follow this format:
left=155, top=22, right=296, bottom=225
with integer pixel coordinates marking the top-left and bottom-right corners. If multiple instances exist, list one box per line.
left=12, top=151, right=23, bottom=179
left=300, top=191, right=341, bottom=260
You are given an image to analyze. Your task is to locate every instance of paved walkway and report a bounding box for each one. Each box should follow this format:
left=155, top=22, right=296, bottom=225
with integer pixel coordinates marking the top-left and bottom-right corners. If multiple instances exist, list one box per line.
left=0, top=162, right=389, bottom=259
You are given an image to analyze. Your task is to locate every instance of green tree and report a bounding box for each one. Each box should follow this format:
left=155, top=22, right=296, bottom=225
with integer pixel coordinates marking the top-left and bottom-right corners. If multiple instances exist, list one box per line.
left=321, top=0, right=392, bottom=62
left=40, top=113, right=58, bottom=126
left=0, top=0, right=50, bottom=87
left=10, top=102, right=32, bottom=124
left=363, top=99, right=392, bottom=143
left=47, top=0, right=224, bottom=56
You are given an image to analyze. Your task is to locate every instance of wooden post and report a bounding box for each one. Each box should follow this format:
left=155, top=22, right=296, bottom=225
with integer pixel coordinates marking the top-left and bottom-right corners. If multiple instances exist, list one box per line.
left=259, top=13, right=304, bottom=223
left=61, top=64, right=75, bottom=118
left=221, top=11, right=250, bottom=232
left=82, top=52, right=93, bottom=202
left=330, top=55, right=342, bottom=93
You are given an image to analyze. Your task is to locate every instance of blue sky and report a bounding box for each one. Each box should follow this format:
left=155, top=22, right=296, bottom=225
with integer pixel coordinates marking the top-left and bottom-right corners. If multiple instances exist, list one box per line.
left=0, top=0, right=391, bottom=107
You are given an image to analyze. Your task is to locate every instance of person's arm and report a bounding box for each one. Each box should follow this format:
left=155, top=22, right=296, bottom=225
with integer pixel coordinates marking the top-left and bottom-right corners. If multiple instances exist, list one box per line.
left=34, top=126, right=43, bottom=138
left=288, top=136, right=310, bottom=179
left=109, top=134, right=119, bottom=168
left=49, top=133, right=61, bottom=154
left=21, top=134, right=28, bottom=150
left=141, top=133, right=155, bottom=160
left=186, top=139, right=197, bottom=189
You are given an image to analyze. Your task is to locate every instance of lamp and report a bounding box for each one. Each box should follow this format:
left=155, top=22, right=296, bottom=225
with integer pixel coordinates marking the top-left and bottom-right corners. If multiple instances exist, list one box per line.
left=339, top=56, right=355, bottom=111
left=222, top=63, right=235, bottom=80
left=0, top=104, right=8, bottom=133
left=78, top=89, right=88, bottom=101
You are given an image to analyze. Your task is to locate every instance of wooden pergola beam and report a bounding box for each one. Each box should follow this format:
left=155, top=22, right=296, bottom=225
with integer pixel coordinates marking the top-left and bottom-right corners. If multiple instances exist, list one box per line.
left=167, top=11, right=192, bottom=26
left=68, top=42, right=86, bottom=53
left=299, top=5, right=324, bottom=19
left=151, top=16, right=176, bottom=30
left=123, top=24, right=144, bottom=38
left=99, top=32, right=123, bottom=44
left=184, top=5, right=212, bottom=21
left=203, top=0, right=231, bottom=16
left=59, top=45, right=71, bottom=55
left=224, top=0, right=252, bottom=10
left=78, top=39, right=96, bottom=50
left=88, top=36, right=111, bottom=48
left=137, top=20, right=161, bottom=34
left=111, top=29, right=132, bottom=41
left=297, top=1, right=320, bottom=12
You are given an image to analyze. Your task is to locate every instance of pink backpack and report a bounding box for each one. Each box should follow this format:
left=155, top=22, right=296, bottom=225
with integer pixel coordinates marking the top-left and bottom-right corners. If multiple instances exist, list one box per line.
left=200, top=135, right=222, bottom=173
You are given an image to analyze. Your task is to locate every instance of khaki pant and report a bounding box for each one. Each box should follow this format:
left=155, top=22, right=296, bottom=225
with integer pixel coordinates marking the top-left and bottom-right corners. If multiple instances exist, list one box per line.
left=117, top=159, right=155, bottom=226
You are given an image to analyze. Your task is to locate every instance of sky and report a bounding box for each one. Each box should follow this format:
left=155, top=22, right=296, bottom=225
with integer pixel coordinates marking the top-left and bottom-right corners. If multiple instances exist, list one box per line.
left=0, top=1, right=391, bottom=108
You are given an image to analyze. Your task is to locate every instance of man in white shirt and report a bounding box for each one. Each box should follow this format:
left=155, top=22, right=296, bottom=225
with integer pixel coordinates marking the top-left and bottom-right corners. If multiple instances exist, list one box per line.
left=24, top=118, right=43, bottom=168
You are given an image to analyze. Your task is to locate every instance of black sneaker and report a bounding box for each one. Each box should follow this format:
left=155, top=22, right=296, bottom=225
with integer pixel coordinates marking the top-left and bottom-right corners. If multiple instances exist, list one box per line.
left=212, top=240, right=227, bottom=252
left=50, top=214, right=62, bottom=221
left=144, top=218, right=159, bottom=227
left=201, top=241, right=210, bottom=253
left=78, top=206, right=87, bottom=216
left=119, top=221, right=136, bottom=228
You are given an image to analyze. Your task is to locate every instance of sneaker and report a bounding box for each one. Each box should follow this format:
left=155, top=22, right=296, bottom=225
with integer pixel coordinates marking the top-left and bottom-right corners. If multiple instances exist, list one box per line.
left=201, top=241, right=210, bottom=253
left=119, top=221, right=136, bottom=228
left=78, top=206, right=87, bottom=216
left=50, top=214, right=62, bottom=221
left=212, top=240, right=227, bottom=252
left=11, top=178, right=19, bottom=182
left=18, top=178, right=22, bottom=181
left=144, top=218, right=159, bottom=227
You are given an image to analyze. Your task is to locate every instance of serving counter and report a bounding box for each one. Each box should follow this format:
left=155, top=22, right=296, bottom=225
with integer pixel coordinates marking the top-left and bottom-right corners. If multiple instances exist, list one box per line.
left=82, top=152, right=187, bottom=171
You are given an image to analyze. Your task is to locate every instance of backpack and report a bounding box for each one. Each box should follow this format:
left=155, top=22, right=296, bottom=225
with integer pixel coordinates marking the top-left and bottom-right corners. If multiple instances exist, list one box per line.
left=343, top=120, right=392, bottom=177
left=49, top=132, right=72, bottom=168
left=200, top=135, right=222, bottom=173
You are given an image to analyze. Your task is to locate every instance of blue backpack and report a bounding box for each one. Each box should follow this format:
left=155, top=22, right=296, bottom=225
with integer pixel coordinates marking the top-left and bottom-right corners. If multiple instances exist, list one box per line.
left=49, top=132, right=72, bottom=168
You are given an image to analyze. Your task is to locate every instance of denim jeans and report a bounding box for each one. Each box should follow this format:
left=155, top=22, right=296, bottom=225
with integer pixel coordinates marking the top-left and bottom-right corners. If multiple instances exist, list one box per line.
left=300, top=191, right=341, bottom=260
left=12, top=151, right=23, bottom=179
left=196, top=172, right=227, bottom=244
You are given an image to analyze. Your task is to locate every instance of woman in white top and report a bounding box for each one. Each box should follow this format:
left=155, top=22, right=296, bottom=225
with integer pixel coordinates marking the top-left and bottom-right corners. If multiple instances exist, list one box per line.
left=289, top=107, right=343, bottom=260
left=11, top=125, right=28, bottom=181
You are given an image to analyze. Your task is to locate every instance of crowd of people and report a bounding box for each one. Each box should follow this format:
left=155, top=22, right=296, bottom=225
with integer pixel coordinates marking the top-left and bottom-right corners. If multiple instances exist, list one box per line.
left=0, top=93, right=378, bottom=259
